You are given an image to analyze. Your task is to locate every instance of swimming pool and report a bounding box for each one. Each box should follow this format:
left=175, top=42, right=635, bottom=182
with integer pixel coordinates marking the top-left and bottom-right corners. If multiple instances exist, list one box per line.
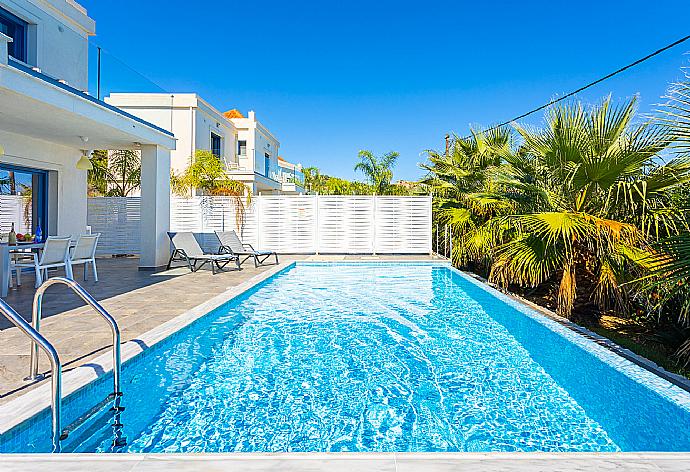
left=2, top=262, right=690, bottom=453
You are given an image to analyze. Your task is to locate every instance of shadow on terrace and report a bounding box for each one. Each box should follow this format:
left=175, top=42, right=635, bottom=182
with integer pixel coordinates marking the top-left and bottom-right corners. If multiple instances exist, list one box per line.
left=0, top=256, right=177, bottom=330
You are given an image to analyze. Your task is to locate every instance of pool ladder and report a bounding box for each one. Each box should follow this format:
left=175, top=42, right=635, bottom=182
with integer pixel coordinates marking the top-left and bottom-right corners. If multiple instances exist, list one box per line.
left=0, top=277, right=123, bottom=451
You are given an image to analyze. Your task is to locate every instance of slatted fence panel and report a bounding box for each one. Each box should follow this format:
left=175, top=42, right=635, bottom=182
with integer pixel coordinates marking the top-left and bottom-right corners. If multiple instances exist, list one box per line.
left=375, top=197, right=432, bottom=253
left=257, top=196, right=317, bottom=253
left=317, top=196, right=375, bottom=253
left=88, top=195, right=431, bottom=255
left=0, top=195, right=32, bottom=234
left=87, top=197, right=141, bottom=255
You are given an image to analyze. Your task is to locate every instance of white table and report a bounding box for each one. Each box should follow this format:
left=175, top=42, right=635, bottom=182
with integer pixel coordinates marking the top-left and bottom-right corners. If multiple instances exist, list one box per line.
left=0, top=242, right=45, bottom=298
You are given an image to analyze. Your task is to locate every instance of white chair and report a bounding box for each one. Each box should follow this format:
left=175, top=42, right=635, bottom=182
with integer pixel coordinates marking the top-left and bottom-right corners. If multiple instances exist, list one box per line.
left=69, top=233, right=100, bottom=282
left=14, top=236, right=73, bottom=288
left=8, top=251, right=35, bottom=288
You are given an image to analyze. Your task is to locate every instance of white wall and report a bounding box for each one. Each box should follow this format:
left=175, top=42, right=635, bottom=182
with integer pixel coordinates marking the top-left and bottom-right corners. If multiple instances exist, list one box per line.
left=236, top=127, right=253, bottom=171
left=231, top=112, right=280, bottom=176
left=106, top=94, right=238, bottom=177
left=0, top=128, right=87, bottom=237
left=194, top=102, right=237, bottom=171
left=0, top=0, right=94, bottom=90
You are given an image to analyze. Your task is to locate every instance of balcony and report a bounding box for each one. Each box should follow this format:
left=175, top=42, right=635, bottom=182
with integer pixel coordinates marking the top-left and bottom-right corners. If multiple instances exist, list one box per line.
left=224, top=163, right=304, bottom=194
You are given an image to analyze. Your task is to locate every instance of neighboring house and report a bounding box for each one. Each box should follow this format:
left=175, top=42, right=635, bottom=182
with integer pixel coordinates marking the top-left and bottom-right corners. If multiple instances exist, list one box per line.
left=277, top=156, right=305, bottom=194
left=105, top=93, right=237, bottom=180
left=224, top=109, right=303, bottom=194
left=0, top=0, right=175, bottom=270
left=105, top=93, right=303, bottom=195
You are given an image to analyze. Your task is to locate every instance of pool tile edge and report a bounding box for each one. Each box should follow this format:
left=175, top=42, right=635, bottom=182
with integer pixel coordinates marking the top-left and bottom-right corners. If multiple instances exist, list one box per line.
left=451, top=268, right=690, bottom=412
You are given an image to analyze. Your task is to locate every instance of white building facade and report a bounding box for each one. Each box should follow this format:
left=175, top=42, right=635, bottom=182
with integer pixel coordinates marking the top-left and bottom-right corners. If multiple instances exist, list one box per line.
left=106, top=94, right=304, bottom=195
left=0, top=0, right=175, bottom=273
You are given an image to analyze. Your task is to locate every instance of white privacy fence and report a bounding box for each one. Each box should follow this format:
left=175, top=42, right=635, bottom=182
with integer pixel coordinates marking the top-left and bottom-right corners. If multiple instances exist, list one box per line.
left=0, top=195, right=32, bottom=234
left=87, top=195, right=432, bottom=255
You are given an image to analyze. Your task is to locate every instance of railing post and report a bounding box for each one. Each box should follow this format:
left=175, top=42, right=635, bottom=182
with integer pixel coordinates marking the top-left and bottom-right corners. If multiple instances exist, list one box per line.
left=435, top=223, right=439, bottom=255
left=372, top=195, right=377, bottom=255
left=449, top=225, right=453, bottom=265
left=31, top=278, right=122, bottom=399
left=314, top=194, right=320, bottom=255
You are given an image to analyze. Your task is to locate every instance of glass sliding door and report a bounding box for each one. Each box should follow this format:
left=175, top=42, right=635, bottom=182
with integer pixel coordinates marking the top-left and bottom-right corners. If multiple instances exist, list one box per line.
left=0, top=164, right=48, bottom=237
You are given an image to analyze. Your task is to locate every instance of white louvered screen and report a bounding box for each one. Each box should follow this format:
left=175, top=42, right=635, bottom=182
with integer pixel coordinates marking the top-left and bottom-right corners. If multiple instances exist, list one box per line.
left=87, top=197, right=141, bottom=255
left=257, top=196, right=317, bottom=253
left=170, top=197, right=203, bottom=232
left=375, top=197, right=432, bottom=254
left=88, top=195, right=431, bottom=255
left=0, top=195, right=32, bottom=234
left=317, top=196, right=375, bottom=253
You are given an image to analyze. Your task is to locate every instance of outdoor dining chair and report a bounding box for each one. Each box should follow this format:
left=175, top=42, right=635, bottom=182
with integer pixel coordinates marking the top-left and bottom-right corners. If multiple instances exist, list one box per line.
left=8, top=250, right=35, bottom=288
left=12, top=236, right=73, bottom=288
left=69, top=233, right=101, bottom=282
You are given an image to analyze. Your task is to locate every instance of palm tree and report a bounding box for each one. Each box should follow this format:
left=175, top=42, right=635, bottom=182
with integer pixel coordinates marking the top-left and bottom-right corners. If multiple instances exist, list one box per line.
left=302, top=166, right=328, bottom=194
left=421, top=127, right=520, bottom=269
left=637, top=74, right=690, bottom=362
left=87, top=149, right=141, bottom=197
left=424, top=97, right=690, bottom=319
left=354, top=150, right=399, bottom=195
left=491, top=97, right=689, bottom=318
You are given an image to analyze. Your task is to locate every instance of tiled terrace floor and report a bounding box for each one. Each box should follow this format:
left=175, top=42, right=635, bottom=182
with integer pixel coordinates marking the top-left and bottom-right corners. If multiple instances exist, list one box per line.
left=0, top=254, right=440, bottom=406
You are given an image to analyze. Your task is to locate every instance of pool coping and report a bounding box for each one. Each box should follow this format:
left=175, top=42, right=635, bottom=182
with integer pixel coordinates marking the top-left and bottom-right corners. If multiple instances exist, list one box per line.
left=2, top=452, right=690, bottom=471
left=2, top=259, right=690, bottom=447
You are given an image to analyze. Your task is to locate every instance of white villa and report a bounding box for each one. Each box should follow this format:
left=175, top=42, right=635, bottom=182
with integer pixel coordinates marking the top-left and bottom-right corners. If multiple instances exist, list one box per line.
left=105, top=94, right=305, bottom=195
left=0, top=0, right=175, bottom=269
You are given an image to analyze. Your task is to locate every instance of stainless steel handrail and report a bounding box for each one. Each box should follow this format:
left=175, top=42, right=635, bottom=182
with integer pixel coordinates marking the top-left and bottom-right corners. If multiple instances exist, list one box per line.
left=29, top=277, right=122, bottom=399
left=0, top=298, right=63, bottom=450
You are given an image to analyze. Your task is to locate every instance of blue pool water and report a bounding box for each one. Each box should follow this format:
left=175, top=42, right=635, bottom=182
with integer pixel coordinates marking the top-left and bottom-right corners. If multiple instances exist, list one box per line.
left=3, top=263, right=690, bottom=453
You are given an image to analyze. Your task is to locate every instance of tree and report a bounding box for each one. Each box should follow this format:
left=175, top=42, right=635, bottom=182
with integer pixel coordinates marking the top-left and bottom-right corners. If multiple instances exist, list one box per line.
left=423, top=97, right=690, bottom=319
left=354, top=150, right=399, bottom=195
left=172, top=149, right=251, bottom=229
left=87, top=149, right=141, bottom=197
left=421, top=127, right=518, bottom=269
left=637, top=74, right=690, bottom=363
left=494, top=97, right=690, bottom=318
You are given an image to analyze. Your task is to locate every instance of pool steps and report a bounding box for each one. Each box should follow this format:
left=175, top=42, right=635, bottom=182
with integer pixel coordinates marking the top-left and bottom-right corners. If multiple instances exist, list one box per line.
left=0, top=278, right=124, bottom=452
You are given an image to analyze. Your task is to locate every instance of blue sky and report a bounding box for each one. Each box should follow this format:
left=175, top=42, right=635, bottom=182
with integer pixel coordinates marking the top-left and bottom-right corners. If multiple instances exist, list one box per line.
left=81, top=0, right=690, bottom=181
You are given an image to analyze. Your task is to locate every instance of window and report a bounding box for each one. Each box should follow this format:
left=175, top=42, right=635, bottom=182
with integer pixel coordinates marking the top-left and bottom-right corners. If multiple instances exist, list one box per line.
left=0, top=164, right=48, bottom=236
left=265, top=153, right=271, bottom=178
left=0, top=7, right=27, bottom=63
left=211, top=133, right=222, bottom=158
left=238, top=140, right=247, bottom=156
